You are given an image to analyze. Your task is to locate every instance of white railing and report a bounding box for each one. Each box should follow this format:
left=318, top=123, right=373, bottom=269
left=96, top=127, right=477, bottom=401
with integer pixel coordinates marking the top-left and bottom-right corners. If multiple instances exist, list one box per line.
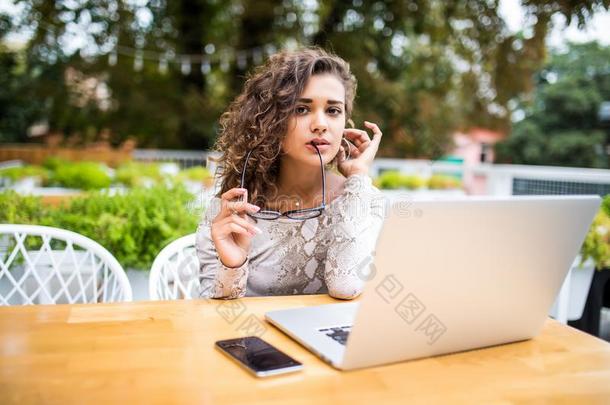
left=22, top=147, right=606, bottom=197
left=369, top=158, right=610, bottom=196
left=133, top=149, right=215, bottom=168
left=0, top=160, right=23, bottom=170
left=371, top=158, right=463, bottom=178
left=470, top=164, right=610, bottom=196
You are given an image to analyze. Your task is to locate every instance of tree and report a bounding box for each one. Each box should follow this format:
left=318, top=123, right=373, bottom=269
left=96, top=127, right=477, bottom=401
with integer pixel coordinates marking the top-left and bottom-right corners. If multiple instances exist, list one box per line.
left=2, top=0, right=609, bottom=158
left=0, top=13, right=45, bottom=143
left=309, top=0, right=609, bottom=157
left=495, top=41, right=610, bottom=168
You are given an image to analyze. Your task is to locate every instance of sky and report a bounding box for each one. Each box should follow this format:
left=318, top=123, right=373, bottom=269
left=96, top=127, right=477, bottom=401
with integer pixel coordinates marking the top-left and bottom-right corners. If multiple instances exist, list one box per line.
left=498, top=0, right=610, bottom=48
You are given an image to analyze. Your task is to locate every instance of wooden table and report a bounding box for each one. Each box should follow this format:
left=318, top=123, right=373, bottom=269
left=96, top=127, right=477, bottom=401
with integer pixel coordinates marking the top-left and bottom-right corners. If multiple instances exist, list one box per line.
left=1, top=295, right=610, bottom=404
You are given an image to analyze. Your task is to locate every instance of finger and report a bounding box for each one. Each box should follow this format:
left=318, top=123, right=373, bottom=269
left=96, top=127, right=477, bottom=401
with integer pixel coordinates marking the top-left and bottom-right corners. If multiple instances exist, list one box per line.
left=345, top=134, right=370, bottom=154
left=344, top=131, right=371, bottom=154
left=218, top=216, right=258, bottom=236
left=226, top=214, right=262, bottom=235
left=221, top=187, right=250, bottom=217
left=213, top=217, right=251, bottom=238
left=225, top=200, right=260, bottom=216
left=221, top=188, right=247, bottom=201
left=344, top=128, right=370, bottom=139
left=226, top=222, right=254, bottom=237
left=344, top=129, right=370, bottom=147
left=364, top=121, right=382, bottom=144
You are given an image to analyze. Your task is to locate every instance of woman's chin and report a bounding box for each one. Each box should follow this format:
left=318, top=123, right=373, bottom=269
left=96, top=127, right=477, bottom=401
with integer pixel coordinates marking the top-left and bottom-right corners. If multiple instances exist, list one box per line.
left=313, top=150, right=338, bottom=165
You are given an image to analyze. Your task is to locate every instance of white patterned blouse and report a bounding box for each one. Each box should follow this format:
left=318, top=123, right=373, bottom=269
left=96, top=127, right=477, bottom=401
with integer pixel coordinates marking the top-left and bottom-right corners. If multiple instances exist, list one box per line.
left=195, top=174, right=386, bottom=299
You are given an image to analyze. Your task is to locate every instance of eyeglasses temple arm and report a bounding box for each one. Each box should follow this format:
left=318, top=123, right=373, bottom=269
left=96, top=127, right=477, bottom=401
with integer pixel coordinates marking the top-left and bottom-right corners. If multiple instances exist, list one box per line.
left=244, top=145, right=326, bottom=208
left=240, top=149, right=255, bottom=201
left=314, top=144, right=326, bottom=207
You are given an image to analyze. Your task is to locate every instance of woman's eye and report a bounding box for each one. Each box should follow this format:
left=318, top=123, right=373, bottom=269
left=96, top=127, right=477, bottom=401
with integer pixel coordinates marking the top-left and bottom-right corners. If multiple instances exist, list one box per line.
left=328, top=107, right=342, bottom=115
left=295, top=106, right=309, bottom=114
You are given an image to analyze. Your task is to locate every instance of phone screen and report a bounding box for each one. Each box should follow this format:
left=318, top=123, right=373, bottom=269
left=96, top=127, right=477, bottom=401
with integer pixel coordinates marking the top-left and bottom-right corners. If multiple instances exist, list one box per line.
left=216, top=336, right=302, bottom=376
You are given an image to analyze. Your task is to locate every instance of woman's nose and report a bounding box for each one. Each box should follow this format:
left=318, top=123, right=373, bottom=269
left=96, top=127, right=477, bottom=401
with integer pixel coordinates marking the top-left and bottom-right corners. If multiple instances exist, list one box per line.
left=310, top=110, right=328, bottom=133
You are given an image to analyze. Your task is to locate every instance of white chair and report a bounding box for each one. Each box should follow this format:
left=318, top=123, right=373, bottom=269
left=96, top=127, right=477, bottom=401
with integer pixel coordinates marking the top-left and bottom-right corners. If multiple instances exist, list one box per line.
left=0, top=224, right=132, bottom=305
left=149, top=233, right=200, bottom=300
left=550, top=255, right=596, bottom=324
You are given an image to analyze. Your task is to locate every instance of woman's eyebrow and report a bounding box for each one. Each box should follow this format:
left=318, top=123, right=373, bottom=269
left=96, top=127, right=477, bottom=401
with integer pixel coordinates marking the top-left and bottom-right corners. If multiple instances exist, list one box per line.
left=297, top=98, right=344, bottom=105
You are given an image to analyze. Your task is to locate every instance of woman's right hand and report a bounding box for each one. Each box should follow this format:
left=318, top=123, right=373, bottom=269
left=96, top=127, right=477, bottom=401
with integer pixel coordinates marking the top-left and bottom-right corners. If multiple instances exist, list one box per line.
left=211, top=188, right=262, bottom=268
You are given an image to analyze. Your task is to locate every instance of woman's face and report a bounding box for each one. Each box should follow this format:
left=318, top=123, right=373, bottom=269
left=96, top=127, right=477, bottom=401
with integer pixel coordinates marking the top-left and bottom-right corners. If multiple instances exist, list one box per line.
left=281, top=74, right=346, bottom=166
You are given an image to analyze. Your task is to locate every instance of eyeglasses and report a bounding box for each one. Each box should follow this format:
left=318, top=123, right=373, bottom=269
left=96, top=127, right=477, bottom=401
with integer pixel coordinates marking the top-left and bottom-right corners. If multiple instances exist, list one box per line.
left=240, top=143, right=326, bottom=220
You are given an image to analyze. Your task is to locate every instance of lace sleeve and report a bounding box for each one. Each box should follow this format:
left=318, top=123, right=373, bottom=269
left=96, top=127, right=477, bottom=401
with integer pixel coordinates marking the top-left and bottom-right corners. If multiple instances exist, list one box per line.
left=195, top=198, right=249, bottom=299
left=324, top=174, right=387, bottom=299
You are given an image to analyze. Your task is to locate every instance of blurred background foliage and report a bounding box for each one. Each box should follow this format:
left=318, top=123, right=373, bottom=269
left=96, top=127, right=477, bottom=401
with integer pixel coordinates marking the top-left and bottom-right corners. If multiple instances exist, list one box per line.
left=0, top=0, right=609, bottom=161
left=0, top=157, right=212, bottom=190
left=0, top=185, right=200, bottom=269
left=495, top=41, right=610, bottom=167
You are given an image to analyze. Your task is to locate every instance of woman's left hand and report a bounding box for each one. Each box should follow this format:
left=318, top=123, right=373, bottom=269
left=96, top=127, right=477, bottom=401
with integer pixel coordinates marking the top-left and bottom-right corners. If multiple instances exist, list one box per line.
left=337, top=121, right=383, bottom=177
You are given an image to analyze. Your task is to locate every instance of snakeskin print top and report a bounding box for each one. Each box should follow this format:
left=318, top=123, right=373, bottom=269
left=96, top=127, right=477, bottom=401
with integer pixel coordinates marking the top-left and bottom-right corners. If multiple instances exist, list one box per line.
left=195, top=174, right=386, bottom=299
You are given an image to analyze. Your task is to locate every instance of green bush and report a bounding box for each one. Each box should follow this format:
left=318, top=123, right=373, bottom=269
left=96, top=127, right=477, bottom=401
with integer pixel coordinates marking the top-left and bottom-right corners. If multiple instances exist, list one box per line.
left=402, top=175, right=426, bottom=189
left=0, top=191, right=48, bottom=253
left=602, top=195, right=610, bottom=218
left=42, top=157, right=69, bottom=171
left=115, top=162, right=164, bottom=187
left=427, top=175, right=462, bottom=190
left=45, top=185, right=199, bottom=270
left=0, top=185, right=200, bottom=270
left=0, top=190, right=45, bottom=224
left=374, top=171, right=425, bottom=190
left=50, top=161, right=111, bottom=190
left=581, top=195, right=610, bottom=269
left=176, top=167, right=211, bottom=182
left=0, top=165, right=49, bottom=183
left=374, top=171, right=401, bottom=190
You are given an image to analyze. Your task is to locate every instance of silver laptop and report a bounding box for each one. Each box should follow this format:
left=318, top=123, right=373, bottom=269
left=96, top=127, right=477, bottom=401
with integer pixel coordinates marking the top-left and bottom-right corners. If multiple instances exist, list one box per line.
left=265, top=195, right=600, bottom=370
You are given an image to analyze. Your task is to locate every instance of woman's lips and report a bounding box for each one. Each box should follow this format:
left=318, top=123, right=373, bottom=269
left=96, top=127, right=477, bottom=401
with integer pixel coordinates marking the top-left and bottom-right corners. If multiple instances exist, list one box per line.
left=306, top=143, right=331, bottom=152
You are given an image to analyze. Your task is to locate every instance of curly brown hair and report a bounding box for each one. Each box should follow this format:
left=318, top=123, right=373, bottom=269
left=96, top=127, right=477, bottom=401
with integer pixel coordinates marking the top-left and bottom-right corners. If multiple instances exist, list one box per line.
left=212, top=47, right=357, bottom=207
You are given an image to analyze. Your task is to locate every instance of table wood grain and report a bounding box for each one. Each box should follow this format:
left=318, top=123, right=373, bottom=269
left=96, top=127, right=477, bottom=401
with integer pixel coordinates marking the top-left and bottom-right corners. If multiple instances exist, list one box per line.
left=1, top=295, right=610, bottom=404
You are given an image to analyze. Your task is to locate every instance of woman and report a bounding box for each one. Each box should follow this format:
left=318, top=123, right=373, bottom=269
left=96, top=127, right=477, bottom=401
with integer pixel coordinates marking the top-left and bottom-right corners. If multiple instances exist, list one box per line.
left=196, top=47, right=386, bottom=299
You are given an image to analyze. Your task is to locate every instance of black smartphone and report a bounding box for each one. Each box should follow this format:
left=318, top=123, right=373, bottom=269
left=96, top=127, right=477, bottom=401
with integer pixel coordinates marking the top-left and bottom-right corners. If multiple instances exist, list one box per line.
left=215, top=336, right=303, bottom=377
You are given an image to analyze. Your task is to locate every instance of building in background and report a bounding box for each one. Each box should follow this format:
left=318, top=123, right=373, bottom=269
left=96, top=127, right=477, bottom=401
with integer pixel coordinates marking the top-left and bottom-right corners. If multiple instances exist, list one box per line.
left=451, top=128, right=505, bottom=194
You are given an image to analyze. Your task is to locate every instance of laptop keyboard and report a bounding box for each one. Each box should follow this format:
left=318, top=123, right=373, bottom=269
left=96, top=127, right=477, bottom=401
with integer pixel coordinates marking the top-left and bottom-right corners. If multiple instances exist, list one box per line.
left=319, top=325, right=352, bottom=346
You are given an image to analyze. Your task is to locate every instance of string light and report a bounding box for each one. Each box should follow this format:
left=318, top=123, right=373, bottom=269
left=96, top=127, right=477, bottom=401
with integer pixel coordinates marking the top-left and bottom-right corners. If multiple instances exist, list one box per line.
left=133, top=49, right=143, bottom=71
left=180, top=56, right=191, bottom=75
left=158, top=55, right=168, bottom=74
left=204, top=43, right=215, bottom=55
left=220, top=52, right=230, bottom=72
left=201, top=58, right=211, bottom=75
left=265, top=44, right=277, bottom=56
left=29, top=17, right=286, bottom=74
left=252, top=48, right=263, bottom=65
left=26, top=20, right=287, bottom=75
left=108, top=50, right=117, bottom=66
left=236, top=51, right=247, bottom=70
left=106, top=42, right=280, bottom=74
